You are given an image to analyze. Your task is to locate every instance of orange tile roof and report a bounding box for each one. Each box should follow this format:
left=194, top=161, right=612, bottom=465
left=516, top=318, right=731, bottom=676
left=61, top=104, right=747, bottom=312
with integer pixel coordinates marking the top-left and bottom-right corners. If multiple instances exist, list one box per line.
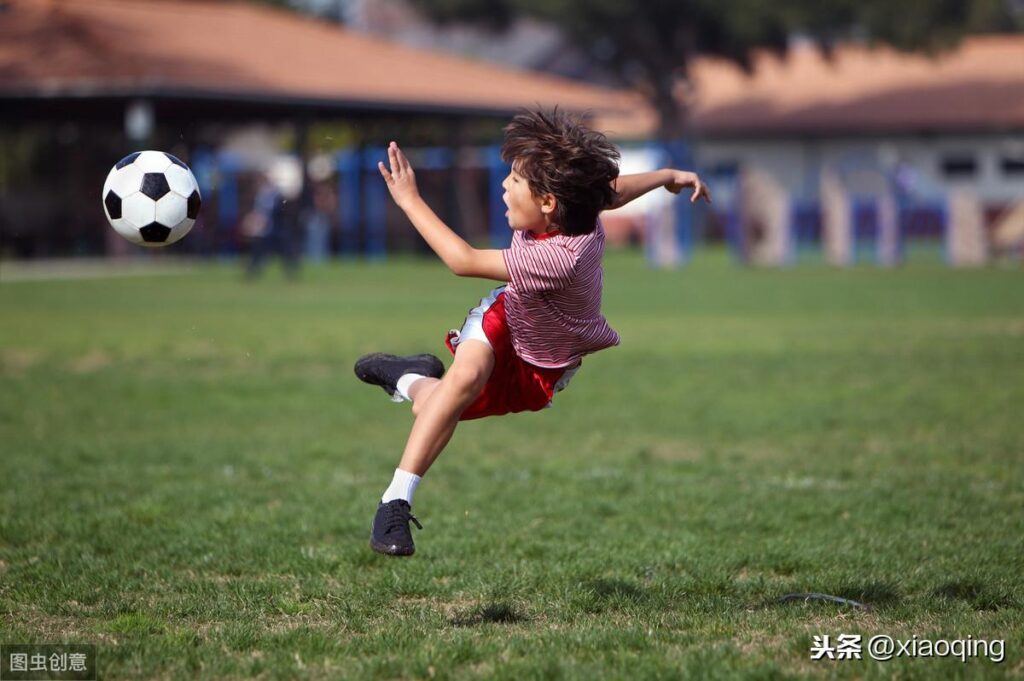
left=0, top=0, right=635, bottom=118
left=2, top=0, right=1020, bottom=137
left=595, top=35, right=1024, bottom=138
left=687, top=35, right=1024, bottom=136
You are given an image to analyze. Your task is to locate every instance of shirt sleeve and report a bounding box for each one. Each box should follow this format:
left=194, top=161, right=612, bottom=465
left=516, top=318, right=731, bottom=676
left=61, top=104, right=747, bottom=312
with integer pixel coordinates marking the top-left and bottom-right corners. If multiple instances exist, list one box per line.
left=501, top=240, right=577, bottom=293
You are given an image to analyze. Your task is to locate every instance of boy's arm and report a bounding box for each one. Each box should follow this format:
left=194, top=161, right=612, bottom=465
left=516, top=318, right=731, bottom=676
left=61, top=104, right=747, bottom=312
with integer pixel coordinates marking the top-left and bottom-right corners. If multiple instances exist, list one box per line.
left=608, top=169, right=712, bottom=210
left=378, top=142, right=509, bottom=282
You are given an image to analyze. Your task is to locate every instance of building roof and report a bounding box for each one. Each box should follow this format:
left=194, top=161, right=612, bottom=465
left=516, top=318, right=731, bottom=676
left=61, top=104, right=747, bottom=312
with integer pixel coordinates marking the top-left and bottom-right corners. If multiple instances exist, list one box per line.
left=0, top=0, right=634, bottom=120
left=2, top=0, right=1020, bottom=138
left=593, top=35, right=1024, bottom=139
left=687, top=35, right=1024, bottom=137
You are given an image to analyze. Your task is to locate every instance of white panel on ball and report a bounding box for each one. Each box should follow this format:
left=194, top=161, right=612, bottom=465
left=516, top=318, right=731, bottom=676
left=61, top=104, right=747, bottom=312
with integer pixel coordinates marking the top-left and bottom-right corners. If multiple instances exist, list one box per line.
left=167, top=218, right=195, bottom=246
left=108, top=165, right=144, bottom=198
left=164, top=164, right=196, bottom=197
left=155, top=193, right=187, bottom=228
left=109, top=218, right=139, bottom=244
left=122, top=193, right=156, bottom=229
left=133, top=150, right=172, bottom=174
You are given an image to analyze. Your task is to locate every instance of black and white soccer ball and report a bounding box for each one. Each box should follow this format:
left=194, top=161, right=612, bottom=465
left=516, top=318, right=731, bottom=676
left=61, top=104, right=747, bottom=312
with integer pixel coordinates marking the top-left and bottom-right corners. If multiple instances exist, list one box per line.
left=102, top=151, right=201, bottom=247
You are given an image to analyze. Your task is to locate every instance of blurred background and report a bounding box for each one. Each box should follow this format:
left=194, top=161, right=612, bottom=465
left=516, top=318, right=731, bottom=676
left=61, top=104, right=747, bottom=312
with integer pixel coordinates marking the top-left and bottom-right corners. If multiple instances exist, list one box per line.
left=1, top=0, right=1022, bottom=269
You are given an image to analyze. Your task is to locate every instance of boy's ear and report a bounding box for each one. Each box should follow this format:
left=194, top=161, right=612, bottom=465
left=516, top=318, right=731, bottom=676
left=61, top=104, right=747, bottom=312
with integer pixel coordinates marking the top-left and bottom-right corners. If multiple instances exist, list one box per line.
left=539, top=193, right=557, bottom=215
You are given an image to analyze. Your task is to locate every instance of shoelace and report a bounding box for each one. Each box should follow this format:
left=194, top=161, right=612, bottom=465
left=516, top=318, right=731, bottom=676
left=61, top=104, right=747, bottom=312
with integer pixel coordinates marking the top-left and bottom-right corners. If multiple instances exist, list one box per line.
left=385, top=503, right=423, bottom=533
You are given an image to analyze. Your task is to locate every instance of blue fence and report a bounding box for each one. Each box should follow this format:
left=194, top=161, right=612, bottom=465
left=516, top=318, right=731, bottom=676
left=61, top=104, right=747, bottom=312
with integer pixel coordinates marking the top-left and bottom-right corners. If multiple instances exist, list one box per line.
left=192, top=146, right=953, bottom=266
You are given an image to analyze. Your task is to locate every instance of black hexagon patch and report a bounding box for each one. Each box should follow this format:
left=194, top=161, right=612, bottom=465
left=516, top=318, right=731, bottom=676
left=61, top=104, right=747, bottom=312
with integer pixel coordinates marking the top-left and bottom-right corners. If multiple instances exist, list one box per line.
left=139, top=222, right=172, bottom=242
left=104, top=190, right=122, bottom=219
left=186, top=189, right=202, bottom=219
left=115, top=152, right=141, bottom=170
left=165, top=153, right=188, bottom=169
left=140, top=173, right=171, bottom=200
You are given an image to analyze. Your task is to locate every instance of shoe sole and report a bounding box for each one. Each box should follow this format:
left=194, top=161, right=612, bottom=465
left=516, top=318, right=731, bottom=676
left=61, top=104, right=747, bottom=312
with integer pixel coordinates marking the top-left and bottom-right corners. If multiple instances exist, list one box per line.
left=354, top=353, right=445, bottom=395
left=369, top=539, right=415, bottom=556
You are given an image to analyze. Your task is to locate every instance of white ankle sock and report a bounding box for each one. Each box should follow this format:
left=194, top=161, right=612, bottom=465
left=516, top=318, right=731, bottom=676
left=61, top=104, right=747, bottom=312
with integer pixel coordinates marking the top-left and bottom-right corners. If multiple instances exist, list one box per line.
left=395, top=373, right=426, bottom=402
left=381, top=468, right=422, bottom=505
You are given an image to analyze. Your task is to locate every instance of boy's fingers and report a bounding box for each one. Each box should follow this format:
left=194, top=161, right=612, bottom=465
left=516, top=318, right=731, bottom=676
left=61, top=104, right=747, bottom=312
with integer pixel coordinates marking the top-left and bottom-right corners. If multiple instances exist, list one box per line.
left=388, top=145, right=400, bottom=175
left=395, top=145, right=412, bottom=173
left=378, top=161, right=392, bottom=182
left=691, top=182, right=713, bottom=204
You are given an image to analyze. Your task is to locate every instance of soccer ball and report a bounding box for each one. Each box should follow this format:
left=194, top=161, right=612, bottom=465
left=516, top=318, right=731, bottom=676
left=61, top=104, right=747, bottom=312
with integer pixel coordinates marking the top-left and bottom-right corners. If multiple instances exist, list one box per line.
left=102, top=151, right=201, bottom=247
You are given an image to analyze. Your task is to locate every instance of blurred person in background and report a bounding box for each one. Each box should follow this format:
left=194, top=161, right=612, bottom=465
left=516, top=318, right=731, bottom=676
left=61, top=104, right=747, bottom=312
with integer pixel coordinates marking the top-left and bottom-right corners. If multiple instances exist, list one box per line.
left=305, top=181, right=336, bottom=264
left=244, top=171, right=301, bottom=280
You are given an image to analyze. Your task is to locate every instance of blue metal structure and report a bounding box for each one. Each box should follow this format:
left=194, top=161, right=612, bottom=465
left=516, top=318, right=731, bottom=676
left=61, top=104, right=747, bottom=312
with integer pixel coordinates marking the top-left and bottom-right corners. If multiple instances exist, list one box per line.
left=336, top=149, right=361, bottom=257
left=790, top=199, right=822, bottom=263
left=487, top=145, right=512, bottom=248
left=215, top=151, right=241, bottom=256
left=361, top=147, right=388, bottom=260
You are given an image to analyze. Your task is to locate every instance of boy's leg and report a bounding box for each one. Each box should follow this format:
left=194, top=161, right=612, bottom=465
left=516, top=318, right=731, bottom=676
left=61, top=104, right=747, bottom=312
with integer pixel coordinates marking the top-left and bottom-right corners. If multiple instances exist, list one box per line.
left=398, top=339, right=494, bottom=476
left=406, top=377, right=439, bottom=414
left=369, top=340, right=492, bottom=556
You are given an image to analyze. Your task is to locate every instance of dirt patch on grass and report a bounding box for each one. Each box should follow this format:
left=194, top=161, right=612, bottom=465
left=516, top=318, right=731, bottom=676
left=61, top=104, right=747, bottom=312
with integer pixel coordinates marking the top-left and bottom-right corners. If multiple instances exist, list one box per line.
left=767, top=475, right=848, bottom=491
left=262, top=612, right=350, bottom=635
left=1, top=349, right=39, bottom=375
left=68, top=350, right=112, bottom=374
left=8, top=605, right=119, bottom=645
left=643, top=438, right=704, bottom=462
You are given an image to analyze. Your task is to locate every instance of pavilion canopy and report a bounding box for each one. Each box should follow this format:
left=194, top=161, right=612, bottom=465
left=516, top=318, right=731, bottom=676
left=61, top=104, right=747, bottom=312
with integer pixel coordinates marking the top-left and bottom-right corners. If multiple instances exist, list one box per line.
left=0, top=0, right=637, bottom=122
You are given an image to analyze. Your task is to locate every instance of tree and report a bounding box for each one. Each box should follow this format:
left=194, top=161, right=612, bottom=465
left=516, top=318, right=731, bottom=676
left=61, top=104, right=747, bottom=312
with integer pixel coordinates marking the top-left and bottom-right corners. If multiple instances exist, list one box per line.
left=408, top=0, right=1023, bottom=140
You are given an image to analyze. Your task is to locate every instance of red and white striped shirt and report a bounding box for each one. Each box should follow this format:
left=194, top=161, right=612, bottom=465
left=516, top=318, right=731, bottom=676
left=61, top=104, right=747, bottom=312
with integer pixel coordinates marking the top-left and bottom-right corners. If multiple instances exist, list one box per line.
left=500, top=222, right=620, bottom=368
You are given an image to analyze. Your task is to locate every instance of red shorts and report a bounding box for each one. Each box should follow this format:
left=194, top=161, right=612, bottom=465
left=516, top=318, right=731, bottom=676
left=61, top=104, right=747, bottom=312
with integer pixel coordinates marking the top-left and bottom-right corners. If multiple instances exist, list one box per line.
left=445, top=290, right=578, bottom=421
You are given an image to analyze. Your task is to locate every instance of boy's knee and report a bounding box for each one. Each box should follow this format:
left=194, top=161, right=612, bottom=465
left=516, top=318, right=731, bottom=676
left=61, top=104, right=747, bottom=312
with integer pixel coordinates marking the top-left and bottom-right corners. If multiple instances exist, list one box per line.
left=447, top=362, right=490, bottom=396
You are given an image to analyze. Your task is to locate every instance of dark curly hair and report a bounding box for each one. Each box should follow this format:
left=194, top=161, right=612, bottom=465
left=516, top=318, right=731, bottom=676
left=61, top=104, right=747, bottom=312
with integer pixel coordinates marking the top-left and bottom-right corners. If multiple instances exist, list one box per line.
left=501, top=109, right=620, bottom=236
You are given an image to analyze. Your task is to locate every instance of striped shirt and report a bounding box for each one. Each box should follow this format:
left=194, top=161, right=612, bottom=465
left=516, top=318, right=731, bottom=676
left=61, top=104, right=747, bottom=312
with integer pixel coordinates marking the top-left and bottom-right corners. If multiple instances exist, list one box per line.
left=500, top=222, right=620, bottom=368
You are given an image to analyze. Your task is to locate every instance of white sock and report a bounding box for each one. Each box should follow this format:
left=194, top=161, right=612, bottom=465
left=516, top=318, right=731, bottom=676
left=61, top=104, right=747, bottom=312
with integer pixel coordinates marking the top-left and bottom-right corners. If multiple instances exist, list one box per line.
left=381, top=468, right=422, bottom=505
left=395, top=373, right=426, bottom=402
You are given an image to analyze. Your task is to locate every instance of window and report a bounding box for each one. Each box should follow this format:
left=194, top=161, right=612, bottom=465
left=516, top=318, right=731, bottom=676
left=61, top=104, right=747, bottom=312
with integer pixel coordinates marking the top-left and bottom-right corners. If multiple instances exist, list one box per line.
left=1001, top=155, right=1024, bottom=176
left=940, top=155, right=977, bottom=178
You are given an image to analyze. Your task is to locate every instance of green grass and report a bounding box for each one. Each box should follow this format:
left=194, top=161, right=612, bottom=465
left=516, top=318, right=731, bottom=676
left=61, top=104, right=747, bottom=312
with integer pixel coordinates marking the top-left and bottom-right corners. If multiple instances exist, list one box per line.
left=1, top=250, right=1022, bottom=679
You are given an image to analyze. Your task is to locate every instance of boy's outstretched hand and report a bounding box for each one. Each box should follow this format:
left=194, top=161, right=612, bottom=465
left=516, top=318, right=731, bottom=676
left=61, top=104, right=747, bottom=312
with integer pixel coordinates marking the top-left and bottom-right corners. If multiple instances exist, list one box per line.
left=666, top=170, right=712, bottom=204
left=378, top=141, right=421, bottom=209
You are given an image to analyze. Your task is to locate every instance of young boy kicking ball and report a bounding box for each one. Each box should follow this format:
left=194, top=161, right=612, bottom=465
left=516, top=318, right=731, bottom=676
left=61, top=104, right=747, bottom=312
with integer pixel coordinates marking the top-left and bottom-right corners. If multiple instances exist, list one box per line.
left=356, top=110, right=711, bottom=556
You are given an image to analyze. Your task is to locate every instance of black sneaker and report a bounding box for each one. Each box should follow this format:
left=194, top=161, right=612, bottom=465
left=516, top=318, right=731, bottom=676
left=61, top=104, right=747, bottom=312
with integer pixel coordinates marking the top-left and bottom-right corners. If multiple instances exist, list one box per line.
left=370, top=499, right=423, bottom=556
left=354, top=353, right=445, bottom=400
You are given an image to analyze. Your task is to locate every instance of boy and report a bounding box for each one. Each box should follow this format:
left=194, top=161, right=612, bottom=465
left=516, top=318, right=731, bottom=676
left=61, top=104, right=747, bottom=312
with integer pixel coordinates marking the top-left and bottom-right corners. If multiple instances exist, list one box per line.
left=356, top=110, right=711, bottom=556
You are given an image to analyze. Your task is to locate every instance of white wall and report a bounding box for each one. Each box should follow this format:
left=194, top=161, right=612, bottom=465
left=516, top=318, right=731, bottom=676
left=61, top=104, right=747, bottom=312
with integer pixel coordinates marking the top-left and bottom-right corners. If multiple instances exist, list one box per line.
left=697, top=133, right=1024, bottom=205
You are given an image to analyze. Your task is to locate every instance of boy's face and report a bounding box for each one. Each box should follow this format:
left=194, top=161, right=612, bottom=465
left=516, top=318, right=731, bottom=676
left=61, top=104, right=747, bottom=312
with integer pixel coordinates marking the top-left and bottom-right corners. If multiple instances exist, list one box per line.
left=502, top=163, right=554, bottom=234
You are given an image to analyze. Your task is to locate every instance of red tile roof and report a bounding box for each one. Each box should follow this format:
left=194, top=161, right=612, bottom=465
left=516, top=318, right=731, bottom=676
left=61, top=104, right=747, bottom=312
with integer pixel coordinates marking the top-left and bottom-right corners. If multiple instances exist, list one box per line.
left=3, top=0, right=1020, bottom=137
left=595, top=35, right=1024, bottom=137
left=0, top=0, right=635, bottom=118
left=689, top=36, right=1024, bottom=135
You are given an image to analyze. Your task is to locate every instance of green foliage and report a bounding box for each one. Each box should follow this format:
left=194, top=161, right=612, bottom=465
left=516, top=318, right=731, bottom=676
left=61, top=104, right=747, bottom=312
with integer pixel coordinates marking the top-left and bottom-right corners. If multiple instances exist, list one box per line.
left=1, top=251, right=1023, bottom=678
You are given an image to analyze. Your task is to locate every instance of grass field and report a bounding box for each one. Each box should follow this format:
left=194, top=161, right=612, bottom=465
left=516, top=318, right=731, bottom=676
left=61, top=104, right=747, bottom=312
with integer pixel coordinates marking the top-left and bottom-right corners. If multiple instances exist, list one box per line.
left=1, top=250, right=1022, bottom=679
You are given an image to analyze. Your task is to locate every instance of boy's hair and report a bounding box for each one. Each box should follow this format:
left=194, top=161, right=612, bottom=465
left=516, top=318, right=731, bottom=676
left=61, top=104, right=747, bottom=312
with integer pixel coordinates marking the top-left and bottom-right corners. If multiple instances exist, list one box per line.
left=501, top=109, right=620, bottom=236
